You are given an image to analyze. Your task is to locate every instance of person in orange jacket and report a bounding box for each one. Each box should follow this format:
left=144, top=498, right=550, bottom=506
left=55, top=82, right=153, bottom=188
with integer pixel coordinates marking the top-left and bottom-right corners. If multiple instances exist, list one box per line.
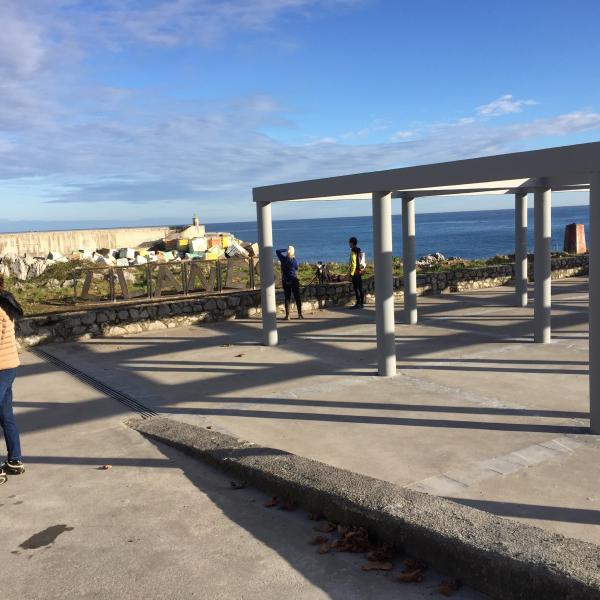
left=0, top=276, right=24, bottom=484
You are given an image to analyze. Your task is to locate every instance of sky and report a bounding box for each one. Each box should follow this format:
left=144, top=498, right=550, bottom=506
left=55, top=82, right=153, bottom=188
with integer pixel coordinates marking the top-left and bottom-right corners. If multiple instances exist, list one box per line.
left=1, top=0, right=600, bottom=228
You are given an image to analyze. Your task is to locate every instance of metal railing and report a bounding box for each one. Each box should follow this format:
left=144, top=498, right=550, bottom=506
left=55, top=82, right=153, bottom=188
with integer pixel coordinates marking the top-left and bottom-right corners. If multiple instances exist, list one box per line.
left=74, top=257, right=259, bottom=303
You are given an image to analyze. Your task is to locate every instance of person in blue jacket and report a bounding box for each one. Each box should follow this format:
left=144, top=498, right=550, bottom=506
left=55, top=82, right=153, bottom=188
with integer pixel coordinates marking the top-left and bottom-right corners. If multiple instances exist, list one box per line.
left=276, top=246, right=303, bottom=320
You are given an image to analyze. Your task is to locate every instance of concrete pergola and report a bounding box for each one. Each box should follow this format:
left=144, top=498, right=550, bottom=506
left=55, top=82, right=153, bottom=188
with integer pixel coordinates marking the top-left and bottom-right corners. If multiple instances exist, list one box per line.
left=252, top=141, right=600, bottom=432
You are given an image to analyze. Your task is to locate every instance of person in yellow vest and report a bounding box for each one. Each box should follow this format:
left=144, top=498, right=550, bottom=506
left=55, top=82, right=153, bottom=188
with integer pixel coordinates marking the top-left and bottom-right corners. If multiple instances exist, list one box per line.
left=0, top=276, right=24, bottom=485
left=348, top=237, right=365, bottom=309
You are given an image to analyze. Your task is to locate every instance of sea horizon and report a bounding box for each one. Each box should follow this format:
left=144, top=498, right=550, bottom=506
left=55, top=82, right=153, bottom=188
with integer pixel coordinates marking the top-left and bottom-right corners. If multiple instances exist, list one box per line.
left=0, top=204, right=590, bottom=263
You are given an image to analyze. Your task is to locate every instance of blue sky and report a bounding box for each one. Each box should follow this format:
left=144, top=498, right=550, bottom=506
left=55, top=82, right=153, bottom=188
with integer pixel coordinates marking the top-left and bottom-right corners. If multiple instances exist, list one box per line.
left=1, top=0, right=599, bottom=227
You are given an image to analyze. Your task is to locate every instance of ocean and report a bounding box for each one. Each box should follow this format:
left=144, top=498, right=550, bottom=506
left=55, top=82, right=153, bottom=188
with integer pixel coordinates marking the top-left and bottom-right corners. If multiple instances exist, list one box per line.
left=208, top=205, right=590, bottom=264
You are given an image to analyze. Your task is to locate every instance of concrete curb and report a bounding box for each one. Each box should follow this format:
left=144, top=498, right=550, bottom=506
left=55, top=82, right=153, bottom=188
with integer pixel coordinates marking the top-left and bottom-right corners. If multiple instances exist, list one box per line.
left=128, top=415, right=600, bottom=600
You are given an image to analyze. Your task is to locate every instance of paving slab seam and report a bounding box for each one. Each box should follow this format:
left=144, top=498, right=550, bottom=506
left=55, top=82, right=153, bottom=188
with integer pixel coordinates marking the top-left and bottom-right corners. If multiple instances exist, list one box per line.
left=406, top=434, right=600, bottom=495
left=396, top=371, right=545, bottom=413
left=127, top=415, right=600, bottom=600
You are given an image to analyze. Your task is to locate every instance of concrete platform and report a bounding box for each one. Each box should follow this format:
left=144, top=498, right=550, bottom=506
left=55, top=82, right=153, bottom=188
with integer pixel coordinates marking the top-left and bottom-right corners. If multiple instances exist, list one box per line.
left=35, top=277, right=600, bottom=547
left=4, top=352, right=481, bottom=599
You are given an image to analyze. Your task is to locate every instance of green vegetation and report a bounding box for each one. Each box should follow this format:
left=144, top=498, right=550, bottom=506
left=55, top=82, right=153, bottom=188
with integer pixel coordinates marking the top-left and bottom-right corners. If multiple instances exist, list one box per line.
left=6, top=253, right=537, bottom=316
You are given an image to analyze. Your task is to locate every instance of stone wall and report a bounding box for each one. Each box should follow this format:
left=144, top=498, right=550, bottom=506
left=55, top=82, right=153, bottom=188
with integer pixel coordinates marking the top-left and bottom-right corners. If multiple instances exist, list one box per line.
left=16, top=254, right=588, bottom=348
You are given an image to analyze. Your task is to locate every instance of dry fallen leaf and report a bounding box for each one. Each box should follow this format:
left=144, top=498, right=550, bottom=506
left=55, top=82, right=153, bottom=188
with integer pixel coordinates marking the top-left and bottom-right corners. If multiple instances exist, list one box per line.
left=99, top=464, right=112, bottom=470
left=367, top=544, right=393, bottom=563
left=235, top=353, right=245, bottom=358
left=317, top=522, right=337, bottom=533
left=397, top=569, right=425, bottom=583
left=206, top=426, right=212, bottom=430
left=361, top=561, right=393, bottom=572
left=309, top=535, right=329, bottom=546
left=403, top=558, right=427, bottom=571
left=333, top=526, right=370, bottom=553
left=438, top=579, right=462, bottom=597
left=264, top=497, right=278, bottom=508
left=279, top=500, right=296, bottom=511
left=318, top=543, right=331, bottom=555
left=229, top=481, right=246, bottom=490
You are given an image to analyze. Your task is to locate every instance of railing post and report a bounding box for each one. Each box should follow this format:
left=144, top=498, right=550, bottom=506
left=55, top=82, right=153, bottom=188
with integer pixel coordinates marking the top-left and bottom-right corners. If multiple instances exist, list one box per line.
left=109, top=267, right=116, bottom=302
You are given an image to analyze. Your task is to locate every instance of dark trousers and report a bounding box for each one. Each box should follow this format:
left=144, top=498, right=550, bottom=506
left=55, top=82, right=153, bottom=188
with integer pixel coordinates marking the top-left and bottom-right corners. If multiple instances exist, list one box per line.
left=352, top=273, right=364, bottom=306
left=283, top=279, right=302, bottom=316
left=0, top=368, right=20, bottom=461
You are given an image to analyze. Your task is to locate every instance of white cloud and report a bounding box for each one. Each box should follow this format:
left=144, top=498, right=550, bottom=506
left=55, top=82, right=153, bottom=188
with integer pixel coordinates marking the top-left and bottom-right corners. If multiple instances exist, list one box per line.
left=342, top=118, right=391, bottom=139
left=0, top=5, right=45, bottom=78
left=477, top=94, right=537, bottom=117
left=59, top=0, right=359, bottom=48
left=0, top=4, right=598, bottom=223
left=390, top=130, right=415, bottom=142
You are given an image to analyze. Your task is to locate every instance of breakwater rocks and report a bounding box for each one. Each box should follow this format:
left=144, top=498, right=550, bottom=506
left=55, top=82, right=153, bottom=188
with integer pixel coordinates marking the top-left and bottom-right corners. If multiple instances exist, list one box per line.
left=16, top=254, right=588, bottom=348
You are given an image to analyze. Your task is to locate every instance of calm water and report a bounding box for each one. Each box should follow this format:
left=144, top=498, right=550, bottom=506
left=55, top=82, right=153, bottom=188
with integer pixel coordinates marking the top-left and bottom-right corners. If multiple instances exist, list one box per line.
left=208, top=205, right=590, bottom=264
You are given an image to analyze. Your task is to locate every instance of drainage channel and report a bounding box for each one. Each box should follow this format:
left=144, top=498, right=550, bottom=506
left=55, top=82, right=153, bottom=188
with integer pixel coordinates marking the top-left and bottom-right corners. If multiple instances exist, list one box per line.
left=31, top=347, right=159, bottom=419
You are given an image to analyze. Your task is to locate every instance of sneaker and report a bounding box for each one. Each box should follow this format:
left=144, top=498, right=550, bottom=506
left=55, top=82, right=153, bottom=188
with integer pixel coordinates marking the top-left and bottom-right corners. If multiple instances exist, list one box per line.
left=284, top=315, right=290, bottom=321
left=0, top=468, right=6, bottom=485
left=350, top=304, right=360, bottom=309
left=359, top=304, right=364, bottom=309
left=3, top=460, right=25, bottom=475
left=297, top=314, right=304, bottom=319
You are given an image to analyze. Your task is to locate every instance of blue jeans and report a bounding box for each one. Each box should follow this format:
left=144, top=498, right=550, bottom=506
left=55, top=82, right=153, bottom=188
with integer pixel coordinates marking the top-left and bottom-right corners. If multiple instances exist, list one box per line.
left=0, top=368, right=21, bottom=461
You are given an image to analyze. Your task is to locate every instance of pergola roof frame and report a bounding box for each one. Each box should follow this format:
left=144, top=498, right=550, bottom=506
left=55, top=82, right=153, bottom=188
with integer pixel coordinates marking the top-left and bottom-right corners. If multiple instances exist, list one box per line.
left=252, top=141, right=600, bottom=434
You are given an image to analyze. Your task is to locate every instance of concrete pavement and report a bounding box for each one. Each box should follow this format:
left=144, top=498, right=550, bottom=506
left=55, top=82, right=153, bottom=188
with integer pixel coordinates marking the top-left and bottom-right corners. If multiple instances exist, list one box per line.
left=36, top=277, right=600, bottom=546
left=3, top=351, right=482, bottom=600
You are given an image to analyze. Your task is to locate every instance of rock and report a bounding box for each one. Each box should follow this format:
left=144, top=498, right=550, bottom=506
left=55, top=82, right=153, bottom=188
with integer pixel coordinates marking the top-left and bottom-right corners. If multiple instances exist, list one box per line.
left=96, top=255, right=114, bottom=266
left=133, top=255, right=147, bottom=265
left=81, top=312, right=96, bottom=325
left=119, top=248, right=136, bottom=260
left=116, top=258, right=130, bottom=267
left=28, top=260, right=48, bottom=279
left=45, top=278, right=61, bottom=288
left=62, top=280, right=75, bottom=288
left=122, top=270, right=137, bottom=283
left=10, top=258, right=29, bottom=281
left=416, top=252, right=446, bottom=268
left=1, top=252, right=19, bottom=265
left=228, top=296, right=241, bottom=307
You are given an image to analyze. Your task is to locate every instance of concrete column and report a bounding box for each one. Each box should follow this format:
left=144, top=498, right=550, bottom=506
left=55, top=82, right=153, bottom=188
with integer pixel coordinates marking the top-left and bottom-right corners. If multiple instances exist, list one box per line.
left=534, top=186, right=551, bottom=343
left=590, top=173, right=600, bottom=433
left=256, top=201, right=278, bottom=346
left=402, top=195, right=417, bottom=324
left=515, top=191, right=528, bottom=307
left=372, top=191, right=396, bottom=376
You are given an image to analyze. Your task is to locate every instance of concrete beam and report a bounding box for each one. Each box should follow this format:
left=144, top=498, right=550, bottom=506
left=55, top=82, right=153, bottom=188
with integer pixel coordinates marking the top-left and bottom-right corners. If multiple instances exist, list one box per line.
left=402, top=196, right=417, bottom=324
left=515, top=192, right=528, bottom=307
left=256, top=201, right=278, bottom=346
left=372, top=191, right=396, bottom=376
left=534, top=187, right=552, bottom=343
